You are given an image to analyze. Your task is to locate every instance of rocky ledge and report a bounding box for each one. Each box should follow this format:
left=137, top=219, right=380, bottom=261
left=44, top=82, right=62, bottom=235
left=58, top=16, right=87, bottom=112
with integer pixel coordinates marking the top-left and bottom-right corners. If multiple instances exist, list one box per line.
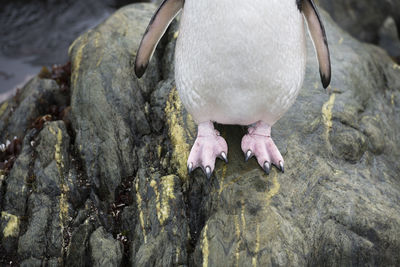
left=0, top=3, right=400, bottom=266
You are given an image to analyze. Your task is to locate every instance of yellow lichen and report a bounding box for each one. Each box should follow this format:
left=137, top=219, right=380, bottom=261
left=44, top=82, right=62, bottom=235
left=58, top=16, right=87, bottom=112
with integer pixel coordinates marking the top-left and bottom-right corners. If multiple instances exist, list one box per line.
left=157, top=145, right=162, bottom=159
left=234, top=215, right=241, bottom=267
left=165, top=88, right=191, bottom=180
left=149, top=179, right=162, bottom=227
left=175, top=246, right=180, bottom=263
left=1, top=212, right=20, bottom=238
left=48, top=126, right=64, bottom=171
left=185, top=113, right=196, bottom=139
left=241, top=199, right=246, bottom=231
left=136, top=180, right=147, bottom=243
left=96, top=51, right=104, bottom=67
left=321, top=93, right=336, bottom=149
left=94, top=31, right=104, bottom=67
left=70, top=35, right=88, bottom=89
left=68, top=33, right=84, bottom=56
left=265, top=169, right=280, bottom=206
left=49, top=126, right=69, bottom=227
left=154, top=175, right=176, bottom=226
left=393, top=63, right=400, bottom=70
left=0, top=102, right=8, bottom=117
left=59, top=184, right=69, bottom=226
left=202, top=224, right=209, bottom=267
left=53, top=127, right=65, bottom=169
left=218, top=165, right=228, bottom=196
left=252, top=222, right=260, bottom=267
left=216, top=175, right=243, bottom=195
left=173, top=31, right=180, bottom=39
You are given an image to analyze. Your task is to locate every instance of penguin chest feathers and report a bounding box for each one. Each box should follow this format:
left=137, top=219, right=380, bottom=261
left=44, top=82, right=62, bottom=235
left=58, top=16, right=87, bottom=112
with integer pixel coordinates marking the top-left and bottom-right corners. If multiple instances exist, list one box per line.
left=135, top=0, right=331, bottom=125
left=174, top=0, right=307, bottom=125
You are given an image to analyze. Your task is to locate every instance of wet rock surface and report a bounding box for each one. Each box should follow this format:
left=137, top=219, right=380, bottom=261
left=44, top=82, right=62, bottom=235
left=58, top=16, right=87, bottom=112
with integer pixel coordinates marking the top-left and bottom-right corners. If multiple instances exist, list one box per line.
left=318, top=0, right=400, bottom=64
left=0, top=2, right=400, bottom=266
left=378, top=17, right=400, bottom=63
left=90, top=226, right=123, bottom=266
left=318, top=0, right=400, bottom=43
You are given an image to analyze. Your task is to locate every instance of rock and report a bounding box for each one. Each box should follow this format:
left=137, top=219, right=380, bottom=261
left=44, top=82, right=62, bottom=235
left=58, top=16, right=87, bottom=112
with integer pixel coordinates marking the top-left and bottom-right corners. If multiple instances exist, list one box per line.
left=0, top=130, right=35, bottom=257
left=65, top=220, right=94, bottom=266
left=68, top=4, right=159, bottom=202
left=18, top=193, right=52, bottom=258
left=1, top=120, right=86, bottom=264
left=318, top=0, right=400, bottom=44
left=379, top=17, right=400, bottom=62
left=20, top=257, right=42, bottom=267
left=0, top=2, right=399, bottom=267
left=0, top=76, right=69, bottom=141
left=16, top=121, right=74, bottom=262
left=90, top=226, right=123, bottom=267
left=130, top=172, right=188, bottom=266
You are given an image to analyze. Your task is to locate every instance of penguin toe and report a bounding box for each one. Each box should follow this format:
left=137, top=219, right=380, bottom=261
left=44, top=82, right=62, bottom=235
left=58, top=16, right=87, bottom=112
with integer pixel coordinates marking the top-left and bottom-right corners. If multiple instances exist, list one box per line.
left=187, top=134, right=228, bottom=179
left=279, top=161, right=284, bottom=173
left=244, top=150, right=253, bottom=162
left=241, top=132, right=284, bottom=174
left=219, top=152, right=228, bottom=163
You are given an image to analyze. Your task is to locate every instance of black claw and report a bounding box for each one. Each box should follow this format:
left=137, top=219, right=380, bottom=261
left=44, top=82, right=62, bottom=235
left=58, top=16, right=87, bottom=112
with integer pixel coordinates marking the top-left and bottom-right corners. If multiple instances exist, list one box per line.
left=279, top=161, right=284, bottom=173
left=205, top=166, right=212, bottom=179
left=188, top=162, right=194, bottom=174
left=220, top=152, right=228, bottom=163
left=263, top=161, right=270, bottom=175
left=245, top=150, right=252, bottom=162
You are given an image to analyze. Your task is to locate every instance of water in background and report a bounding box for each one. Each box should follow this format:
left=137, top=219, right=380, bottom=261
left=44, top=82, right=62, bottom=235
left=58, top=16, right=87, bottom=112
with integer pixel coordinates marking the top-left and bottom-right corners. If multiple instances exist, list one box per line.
left=0, top=0, right=148, bottom=102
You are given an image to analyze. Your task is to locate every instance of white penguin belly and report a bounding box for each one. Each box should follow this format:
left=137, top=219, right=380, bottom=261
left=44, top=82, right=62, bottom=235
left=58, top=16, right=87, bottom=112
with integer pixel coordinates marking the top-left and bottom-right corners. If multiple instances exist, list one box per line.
left=175, top=0, right=307, bottom=125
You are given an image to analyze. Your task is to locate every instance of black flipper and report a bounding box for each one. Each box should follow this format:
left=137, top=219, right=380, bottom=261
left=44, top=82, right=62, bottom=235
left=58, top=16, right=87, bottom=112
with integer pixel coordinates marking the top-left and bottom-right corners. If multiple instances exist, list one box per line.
left=302, top=0, right=331, bottom=88
left=135, top=0, right=184, bottom=78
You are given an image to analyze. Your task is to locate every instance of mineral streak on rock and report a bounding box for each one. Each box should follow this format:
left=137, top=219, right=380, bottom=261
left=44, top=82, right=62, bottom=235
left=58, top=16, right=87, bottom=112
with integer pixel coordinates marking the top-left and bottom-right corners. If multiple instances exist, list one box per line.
left=1, top=212, right=20, bottom=238
left=150, top=174, right=177, bottom=226
left=0, top=2, right=399, bottom=266
left=321, top=92, right=336, bottom=151
left=201, top=224, right=209, bottom=267
left=264, top=170, right=280, bottom=206
left=165, top=87, right=193, bottom=180
left=0, top=102, right=8, bottom=117
left=135, top=178, right=147, bottom=244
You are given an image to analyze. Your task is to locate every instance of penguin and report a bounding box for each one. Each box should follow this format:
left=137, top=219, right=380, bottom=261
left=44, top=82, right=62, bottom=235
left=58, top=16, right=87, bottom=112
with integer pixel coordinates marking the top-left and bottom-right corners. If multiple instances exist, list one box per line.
left=135, top=0, right=331, bottom=178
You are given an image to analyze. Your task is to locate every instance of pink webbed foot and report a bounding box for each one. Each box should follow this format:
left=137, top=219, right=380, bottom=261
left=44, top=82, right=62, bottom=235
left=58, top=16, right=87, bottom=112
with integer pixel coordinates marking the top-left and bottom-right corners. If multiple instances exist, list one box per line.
left=187, top=121, right=228, bottom=178
left=241, top=121, right=284, bottom=174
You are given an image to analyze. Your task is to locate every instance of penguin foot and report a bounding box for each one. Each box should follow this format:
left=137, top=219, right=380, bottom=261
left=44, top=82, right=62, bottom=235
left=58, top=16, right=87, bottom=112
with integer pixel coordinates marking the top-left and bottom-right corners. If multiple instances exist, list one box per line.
left=187, top=121, right=228, bottom=179
left=241, top=121, right=284, bottom=174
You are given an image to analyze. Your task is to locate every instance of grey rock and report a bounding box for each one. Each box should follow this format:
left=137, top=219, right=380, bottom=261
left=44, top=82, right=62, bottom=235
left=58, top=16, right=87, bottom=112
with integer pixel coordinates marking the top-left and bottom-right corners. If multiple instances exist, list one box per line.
left=90, top=226, right=123, bottom=267
left=0, top=130, right=35, bottom=255
left=20, top=257, right=42, bottom=267
left=2, top=132, right=33, bottom=216
left=0, top=76, right=68, bottom=140
left=34, top=121, right=70, bottom=197
left=130, top=171, right=188, bottom=266
left=68, top=4, right=159, bottom=202
left=66, top=220, right=94, bottom=267
left=9, top=121, right=76, bottom=263
left=318, top=0, right=400, bottom=44
left=0, top=2, right=400, bottom=267
left=18, top=193, right=51, bottom=258
left=379, top=16, right=400, bottom=62
left=47, top=258, right=62, bottom=267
